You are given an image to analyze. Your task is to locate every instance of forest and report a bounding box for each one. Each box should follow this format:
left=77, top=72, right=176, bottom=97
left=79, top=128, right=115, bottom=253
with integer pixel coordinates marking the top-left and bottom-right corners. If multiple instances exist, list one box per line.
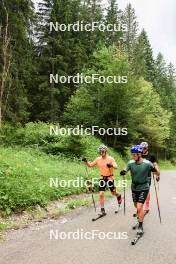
left=0, top=0, right=176, bottom=160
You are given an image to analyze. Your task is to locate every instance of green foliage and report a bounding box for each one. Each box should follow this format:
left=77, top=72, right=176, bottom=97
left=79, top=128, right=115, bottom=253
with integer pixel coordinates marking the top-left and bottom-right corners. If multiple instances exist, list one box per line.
left=152, top=54, right=176, bottom=158
left=0, top=1, right=176, bottom=158
left=122, top=3, right=138, bottom=58
left=44, top=135, right=85, bottom=158
left=0, top=122, right=85, bottom=158
left=132, top=29, right=155, bottom=82
left=0, top=135, right=125, bottom=214
left=0, top=0, right=36, bottom=125
left=65, top=199, right=90, bottom=210
left=105, top=0, right=122, bottom=46
left=133, top=78, right=172, bottom=146
left=0, top=1, right=176, bottom=217
left=30, top=0, right=104, bottom=122
left=64, top=46, right=172, bottom=151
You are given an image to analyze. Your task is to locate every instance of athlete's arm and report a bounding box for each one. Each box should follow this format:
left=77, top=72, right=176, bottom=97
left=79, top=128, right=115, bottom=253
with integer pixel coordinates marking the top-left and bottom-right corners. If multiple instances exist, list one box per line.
left=87, top=160, right=97, bottom=167
left=151, top=165, right=160, bottom=177
left=120, top=161, right=131, bottom=176
left=149, top=154, right=160, bottom=178
left=82, top=158, right=97, bottom=167
left=153, top=162, right=160, bottom=176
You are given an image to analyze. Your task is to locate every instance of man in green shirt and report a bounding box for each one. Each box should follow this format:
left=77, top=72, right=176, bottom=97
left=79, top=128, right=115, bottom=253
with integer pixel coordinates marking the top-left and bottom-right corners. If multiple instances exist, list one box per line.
left=120, top=145, right=160, bottom=235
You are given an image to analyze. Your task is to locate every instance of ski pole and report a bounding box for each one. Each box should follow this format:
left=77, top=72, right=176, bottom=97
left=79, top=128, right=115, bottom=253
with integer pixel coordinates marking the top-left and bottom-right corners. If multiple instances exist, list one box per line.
left=91, top=193, right=96, bottom=212
left=85, top=167, right=96, bottom=212
left=120, top=170, right=126, bottom=215
left=153, top=173, right=161, bottom=223
left=123, top=175, right=126, bottom=215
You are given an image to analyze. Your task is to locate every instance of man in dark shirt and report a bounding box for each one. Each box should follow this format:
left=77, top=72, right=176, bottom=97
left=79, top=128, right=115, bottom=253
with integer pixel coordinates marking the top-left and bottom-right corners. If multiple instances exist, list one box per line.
left=120, top=145, right=160, bottom=235
left=141, top=142, right=160, bottom=213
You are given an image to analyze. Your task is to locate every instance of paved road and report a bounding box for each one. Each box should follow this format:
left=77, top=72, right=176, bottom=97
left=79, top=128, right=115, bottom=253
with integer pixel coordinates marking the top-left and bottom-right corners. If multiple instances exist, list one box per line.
left=0, top=170, right=176, bottom=264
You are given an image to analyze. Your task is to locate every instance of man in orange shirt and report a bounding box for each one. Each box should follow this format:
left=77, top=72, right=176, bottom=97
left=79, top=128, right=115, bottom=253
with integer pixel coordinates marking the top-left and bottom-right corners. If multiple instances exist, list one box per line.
left=82, top=145, right=122, bottom=215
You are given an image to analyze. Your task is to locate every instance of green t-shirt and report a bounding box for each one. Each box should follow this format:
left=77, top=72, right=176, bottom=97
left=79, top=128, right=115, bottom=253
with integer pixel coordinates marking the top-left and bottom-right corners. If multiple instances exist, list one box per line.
left=125, top=159, right=154, bottom=191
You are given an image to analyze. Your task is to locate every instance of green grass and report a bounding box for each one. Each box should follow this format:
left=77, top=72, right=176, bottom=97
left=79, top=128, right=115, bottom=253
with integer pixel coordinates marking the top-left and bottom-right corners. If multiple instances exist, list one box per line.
left=0, top=135, right=126, bottom=215
left=0, top=146, right=85, bottom=214
left=0, top=221, right=18, bottom=231
left=65, top=199, right=90, bottom=209
left=0, top=123, right=174, bottom=216
left=0, top=190, right=123, bottom=233
left=159, top=160, right=176, bottom=170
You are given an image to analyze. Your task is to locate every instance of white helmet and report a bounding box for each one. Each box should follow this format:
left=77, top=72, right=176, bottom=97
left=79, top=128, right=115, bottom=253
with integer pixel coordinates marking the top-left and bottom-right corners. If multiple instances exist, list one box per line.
left=140, top=142, right=149, bottom=148
left=98, top=145, right=108, bottom=152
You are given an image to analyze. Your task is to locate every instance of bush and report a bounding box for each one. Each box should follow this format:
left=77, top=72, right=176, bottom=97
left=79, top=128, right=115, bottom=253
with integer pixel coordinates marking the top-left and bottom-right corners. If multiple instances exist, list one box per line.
left=0, top=122, right=126, bottom=214
left=0, top=122, right=85, bottom=158
left=0, top=147, right=88, bottom=214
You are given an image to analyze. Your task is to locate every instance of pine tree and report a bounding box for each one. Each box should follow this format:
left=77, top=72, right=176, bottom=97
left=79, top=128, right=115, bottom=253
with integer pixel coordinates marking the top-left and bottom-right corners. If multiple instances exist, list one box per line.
left=0, top=0, right=35, bottom=126
left=105, top=0, right=122, bottom=47
left=132, top=29, right=155, bottom=82
left=154, top=53, right=169, bottom=103
left=79, top=0, right=104, bottom=55
left=30, top=0, right=104, bottom=122
left=166, top=63, right=176, bottom=158
left=167, top=62, right=176, bottom=94
left=122, top=3, right=138, bottom=60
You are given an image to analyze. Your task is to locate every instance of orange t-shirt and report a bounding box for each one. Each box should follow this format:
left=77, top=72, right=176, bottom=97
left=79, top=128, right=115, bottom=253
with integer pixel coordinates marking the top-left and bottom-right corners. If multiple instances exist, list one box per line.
left=88, top=155, right=117, bottom=176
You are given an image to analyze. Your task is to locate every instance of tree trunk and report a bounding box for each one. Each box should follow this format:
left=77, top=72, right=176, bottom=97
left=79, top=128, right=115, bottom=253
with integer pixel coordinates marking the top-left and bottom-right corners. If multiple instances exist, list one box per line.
left=0, top=1, right=12, bottom=127
left=113, top=113, right=119, bottom=148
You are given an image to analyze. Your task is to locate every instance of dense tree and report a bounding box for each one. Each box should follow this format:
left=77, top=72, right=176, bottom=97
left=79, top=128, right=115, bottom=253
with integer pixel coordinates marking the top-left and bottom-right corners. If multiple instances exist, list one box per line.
left=104, top=0, right=122, bottom=47
left=0, top=0, right=175, bottom=158
left=64, top=46, right=171, bottom=151
left=121, top=3, right=138, bottom=59
left=30, top=0, right=104, bottom=122
left=132, top=29, right=155, bottom=82
left=0, top=0, right=35, bottom=126
left=153, top=53, right=170, bottom=107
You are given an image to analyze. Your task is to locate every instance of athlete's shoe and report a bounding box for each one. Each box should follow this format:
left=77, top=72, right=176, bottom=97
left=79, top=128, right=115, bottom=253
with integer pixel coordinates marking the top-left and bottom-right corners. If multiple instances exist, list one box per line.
left=137, top=226, right=144, bottom=236
left=100, top=208, right=106, bottom=215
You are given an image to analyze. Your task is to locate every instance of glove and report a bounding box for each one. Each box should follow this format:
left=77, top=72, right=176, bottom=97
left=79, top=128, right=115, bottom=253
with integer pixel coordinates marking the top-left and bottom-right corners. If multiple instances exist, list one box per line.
left=120, top=170, right=126, bottom=176
left=156, top=176, right=160, bottom=182
left=82, top=158, right=87, bottom=162
left=107, top=163, right=113, bottom=168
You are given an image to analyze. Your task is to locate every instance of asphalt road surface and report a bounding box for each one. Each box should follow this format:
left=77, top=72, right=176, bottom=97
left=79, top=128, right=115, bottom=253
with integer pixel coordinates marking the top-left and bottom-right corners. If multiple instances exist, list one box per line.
left=0, top=170, right=176, bottom=264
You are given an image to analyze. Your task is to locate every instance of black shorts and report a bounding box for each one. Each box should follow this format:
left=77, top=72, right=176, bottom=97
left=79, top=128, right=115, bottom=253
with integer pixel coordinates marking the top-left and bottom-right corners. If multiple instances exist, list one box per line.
left=99, top=177, right=116, bottom=192
left=132, top=190, right=149, bottom=204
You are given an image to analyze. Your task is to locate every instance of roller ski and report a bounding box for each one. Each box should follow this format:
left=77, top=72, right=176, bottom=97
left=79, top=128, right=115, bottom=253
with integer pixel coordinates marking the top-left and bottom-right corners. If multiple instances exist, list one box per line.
left=92, top=208, right=106, bottom=221
left=132, top=222, right=138, bottom=230
left=131, top=226, right=144, bottom=245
